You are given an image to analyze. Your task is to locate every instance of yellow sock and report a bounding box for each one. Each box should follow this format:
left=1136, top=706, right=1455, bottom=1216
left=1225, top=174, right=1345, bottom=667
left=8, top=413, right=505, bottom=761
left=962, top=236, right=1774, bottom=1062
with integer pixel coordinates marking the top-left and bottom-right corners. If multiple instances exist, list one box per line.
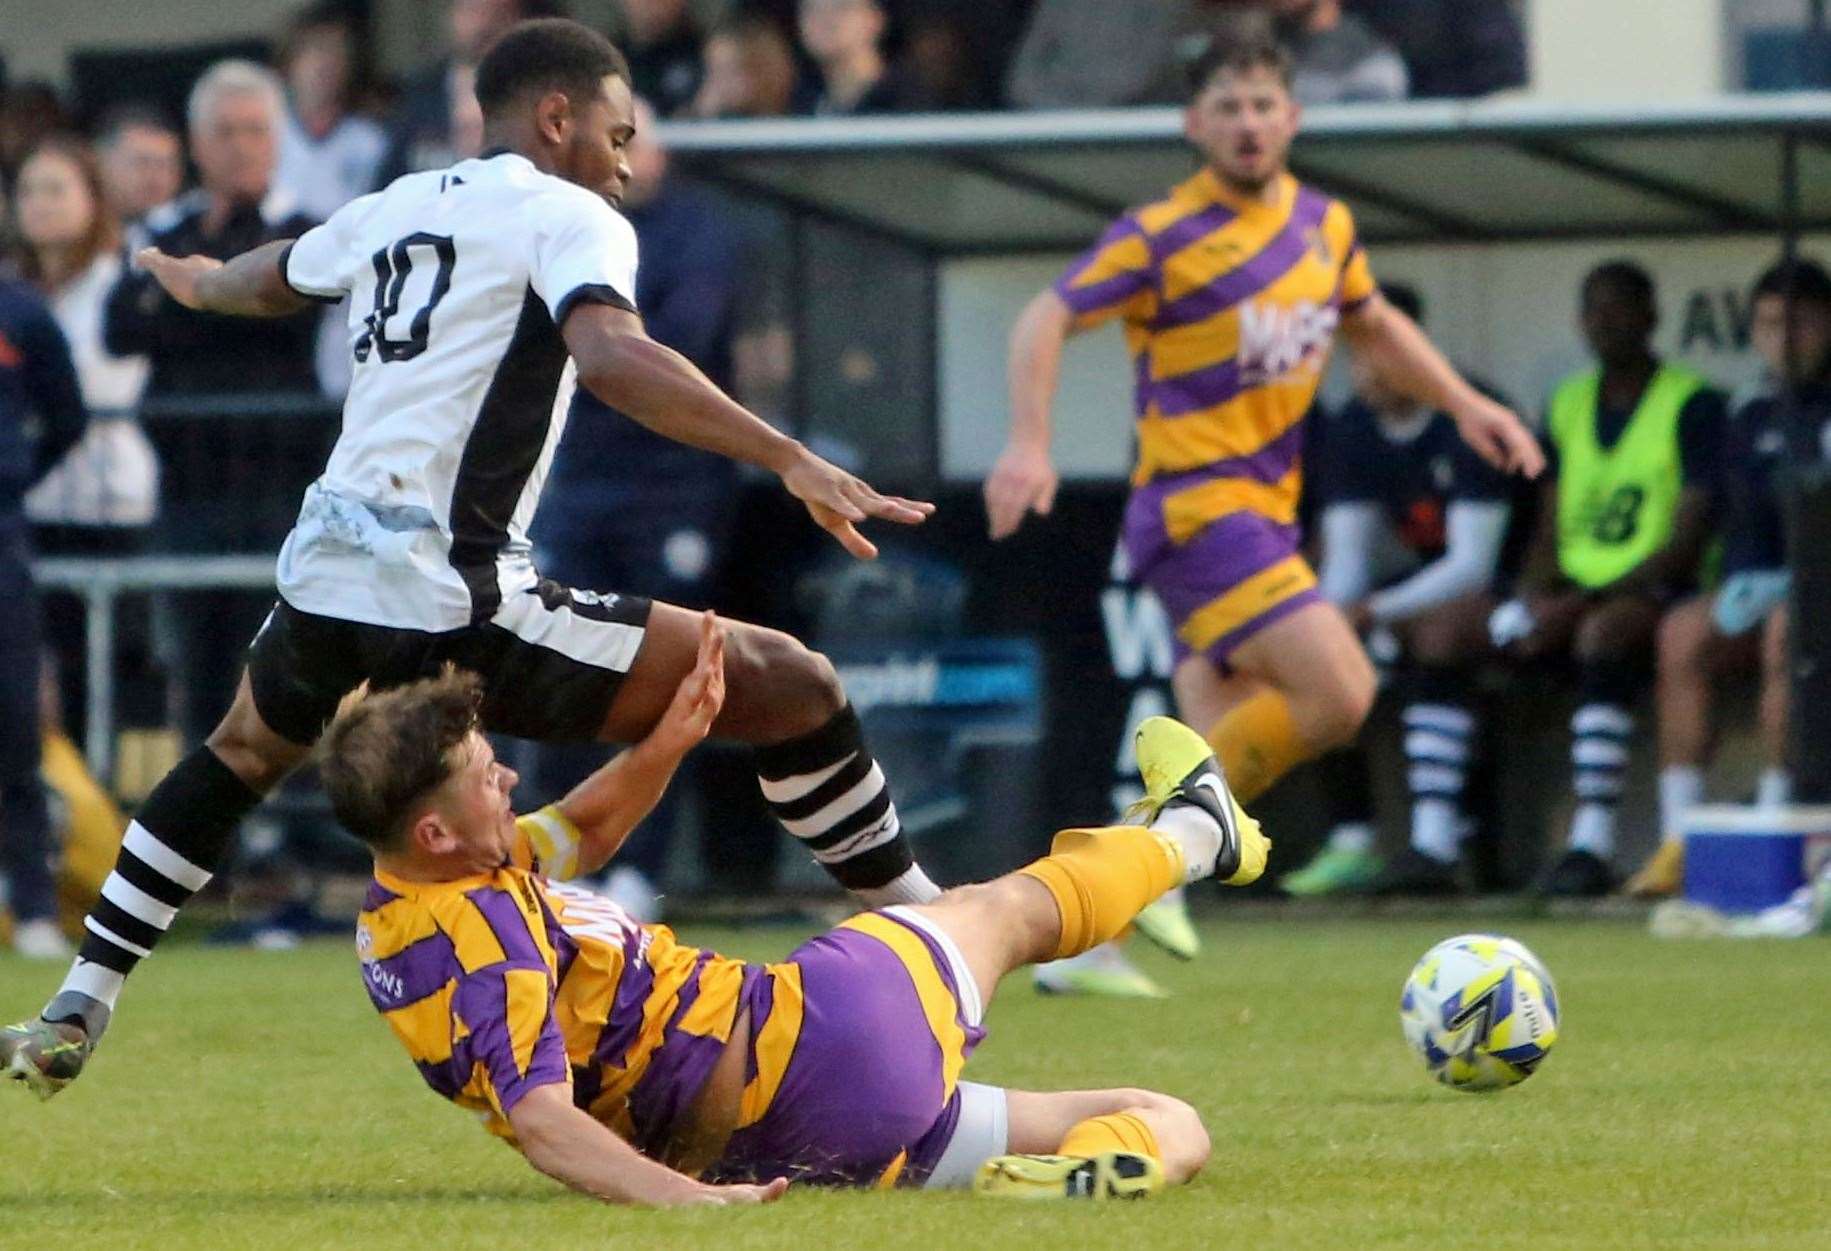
left=1206, top=688, right=1311, bottom=804
left=1059, top=1112, right=1161, bottom=1163
left=1017, top=826, right=1184, bottom=961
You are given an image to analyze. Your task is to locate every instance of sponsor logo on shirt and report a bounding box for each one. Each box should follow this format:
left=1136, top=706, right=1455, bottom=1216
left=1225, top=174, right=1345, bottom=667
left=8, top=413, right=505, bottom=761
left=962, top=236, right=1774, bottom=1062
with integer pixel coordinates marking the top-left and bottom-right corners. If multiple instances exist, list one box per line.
left=1239, top=299, right=1339, bottom=384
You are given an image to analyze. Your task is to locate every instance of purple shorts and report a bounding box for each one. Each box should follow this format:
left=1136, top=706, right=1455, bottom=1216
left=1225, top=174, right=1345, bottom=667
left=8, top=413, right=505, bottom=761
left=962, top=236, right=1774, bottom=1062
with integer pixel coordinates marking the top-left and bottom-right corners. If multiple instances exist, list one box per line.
left=1121, top=490, right=1321, bottom=666
left=710, top=910, right=985, bottom=1188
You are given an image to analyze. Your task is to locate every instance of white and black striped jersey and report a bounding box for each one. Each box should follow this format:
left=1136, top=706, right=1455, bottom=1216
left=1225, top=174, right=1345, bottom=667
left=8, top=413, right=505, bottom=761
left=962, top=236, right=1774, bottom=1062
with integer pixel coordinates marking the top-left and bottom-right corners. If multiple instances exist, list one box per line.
left=273, top=150, right=639, bottom=632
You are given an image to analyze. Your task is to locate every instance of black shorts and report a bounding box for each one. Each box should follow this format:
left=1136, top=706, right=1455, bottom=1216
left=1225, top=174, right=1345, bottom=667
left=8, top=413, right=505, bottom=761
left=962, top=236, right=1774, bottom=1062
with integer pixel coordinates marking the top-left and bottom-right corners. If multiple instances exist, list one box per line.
left=246, top=580, right=653, bottom=746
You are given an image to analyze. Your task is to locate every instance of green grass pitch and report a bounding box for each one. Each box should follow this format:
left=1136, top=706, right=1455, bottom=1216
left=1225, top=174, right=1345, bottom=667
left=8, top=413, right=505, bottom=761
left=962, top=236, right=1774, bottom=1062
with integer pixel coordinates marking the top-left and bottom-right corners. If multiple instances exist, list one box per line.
left=5, top=913, right=1829, bottom=1250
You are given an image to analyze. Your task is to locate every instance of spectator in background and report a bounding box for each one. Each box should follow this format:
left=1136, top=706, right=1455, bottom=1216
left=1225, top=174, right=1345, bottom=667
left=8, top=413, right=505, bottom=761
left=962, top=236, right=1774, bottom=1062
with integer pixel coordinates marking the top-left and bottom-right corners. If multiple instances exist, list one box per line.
left=11, top=138, right=162, bottom=762
left=1490, top=262, right=1725, bottom=897
left=687, top=15, right=805, bottom=119
left=1634, top=259, right=1831, bottom=897
left=376, top=0, right=558, bottom=185
left=1268, top=0, right=1408, bottom=104
left=798, top=0, right=913, bottom=116
left=0, top=83, right=69, bottom=185
left=276, top=3, right=387, bottom=221
left=528, top=95, right=746, bottom=918
left=102, top=60, right=322, bottom=741
left=94, top=107, right=184, bottom=232
left=276, top=3, right=388, bottom=397
left=104, top=60, right=319, bottom=397
left=1285, top=285, right=1523, bottom=898
left=0, top=268, right=89, bottom=959
left=1347, top=0, right=1527, bottom=99
left=13, top=138, right=155, bottom=542
left=618, top=0, right=705, bottom=118
left=1006, top=0, right=1211, bottom=109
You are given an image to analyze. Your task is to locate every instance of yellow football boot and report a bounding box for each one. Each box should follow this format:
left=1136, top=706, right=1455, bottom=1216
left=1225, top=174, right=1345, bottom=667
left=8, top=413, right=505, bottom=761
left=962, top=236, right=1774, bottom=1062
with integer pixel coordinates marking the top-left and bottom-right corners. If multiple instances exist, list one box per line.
left=973, top=1152, right=1165, bottom=1201
left=1133, top=716, right=1269, bottom=886
left=1623, top=840, right=1684, bottom=898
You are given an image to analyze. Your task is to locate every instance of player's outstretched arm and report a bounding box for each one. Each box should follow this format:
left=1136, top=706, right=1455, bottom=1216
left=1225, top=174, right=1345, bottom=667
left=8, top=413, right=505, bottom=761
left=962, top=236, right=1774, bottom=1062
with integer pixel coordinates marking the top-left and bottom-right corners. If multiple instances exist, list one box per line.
left=1341, top=292, right=1545, bottom=479
left=509, top=1084, right=788, bottom=1207
left=985, top=289, right=1075, bottom=540
left=552, top=611, right=725, bottom=877
left=563, top=303, right=933, bottom=560
left=135, top=240, right=314, bottom=318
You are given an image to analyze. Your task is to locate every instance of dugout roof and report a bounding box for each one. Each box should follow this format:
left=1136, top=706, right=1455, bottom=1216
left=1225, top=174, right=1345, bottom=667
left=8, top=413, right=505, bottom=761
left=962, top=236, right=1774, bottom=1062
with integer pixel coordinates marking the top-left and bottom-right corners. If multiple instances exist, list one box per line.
left=662, top=93, right=1831, bottom=253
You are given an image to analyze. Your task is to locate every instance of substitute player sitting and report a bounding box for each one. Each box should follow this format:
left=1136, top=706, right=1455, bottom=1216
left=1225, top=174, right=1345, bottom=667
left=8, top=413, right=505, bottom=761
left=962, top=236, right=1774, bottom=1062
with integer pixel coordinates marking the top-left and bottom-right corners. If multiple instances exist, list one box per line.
left=326, top=612, right=1259, bottom=1205
left=986, top=36, right=1539, bottom=950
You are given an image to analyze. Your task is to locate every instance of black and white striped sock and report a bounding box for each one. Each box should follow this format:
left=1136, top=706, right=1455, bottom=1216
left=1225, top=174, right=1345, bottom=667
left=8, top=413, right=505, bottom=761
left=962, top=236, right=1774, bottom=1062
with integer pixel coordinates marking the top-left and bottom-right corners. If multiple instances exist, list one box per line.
left=1403, top=669, right=1475, bottom=864
left=755, top=704, right=940, bottom=907
left=1569, top=702, right=1633, bottom=859
left=47, top=747, right=261, bottom=1036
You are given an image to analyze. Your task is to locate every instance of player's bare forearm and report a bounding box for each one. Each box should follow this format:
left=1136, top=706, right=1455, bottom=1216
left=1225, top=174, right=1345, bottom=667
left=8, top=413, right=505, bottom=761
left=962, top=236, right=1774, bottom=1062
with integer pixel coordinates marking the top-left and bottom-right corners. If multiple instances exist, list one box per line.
left=556, top=609, right=724, bottom=875
left=139, top=240, right=313, bottom=318
left=1006, top=289, right=1074, bottom=452
left=1342, top=294, right=1479, bottom=416
left=1343, top=295, right=1544, bottom=477
left=1517, top=479, right=1569, bottom=594
left=565, top=304, right=801, bottom=473
left=553, top=739, right=685, bottom=877
left=509, top=1085, right=775, bottom=1207
left=986, top=290, right=1074, bottom=539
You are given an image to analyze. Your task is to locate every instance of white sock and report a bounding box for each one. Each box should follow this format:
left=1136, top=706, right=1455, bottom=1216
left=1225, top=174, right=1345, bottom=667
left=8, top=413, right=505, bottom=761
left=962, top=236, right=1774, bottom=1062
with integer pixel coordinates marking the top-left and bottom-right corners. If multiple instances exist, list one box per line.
left=1569, top=803, right=1617, bottom=859
left=1151, top=803, right=1221, bottom=883
left=1410, top=798, right=1461, bottom=864
left=64, top=959, right=127, bottom=1012
left=1757, top=768, right=1793, bottom=810
left=854, top=863, right=943, bottom=909
left=1658, top=765, right=1706, bottom=843
left=1327, top=822, right=1375, bottom=855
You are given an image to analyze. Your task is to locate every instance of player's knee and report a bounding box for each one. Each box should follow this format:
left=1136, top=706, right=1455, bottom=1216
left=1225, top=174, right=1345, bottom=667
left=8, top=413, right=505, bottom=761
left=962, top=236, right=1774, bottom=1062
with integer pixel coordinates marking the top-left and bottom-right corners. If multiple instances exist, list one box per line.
left=1122, top=1090, right=1210, bottom=1182
left=203, top=722, right=294, bottom=794
left=1306, top=659, right=1376, bottom=751
left=727, top=626, right=844, bottom=736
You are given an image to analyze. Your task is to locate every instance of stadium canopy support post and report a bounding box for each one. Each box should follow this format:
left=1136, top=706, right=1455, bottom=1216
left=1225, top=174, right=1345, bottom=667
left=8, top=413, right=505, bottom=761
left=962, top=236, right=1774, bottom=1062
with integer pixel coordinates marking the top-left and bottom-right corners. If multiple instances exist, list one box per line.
left=1779, top=128, right=1831, bottom=801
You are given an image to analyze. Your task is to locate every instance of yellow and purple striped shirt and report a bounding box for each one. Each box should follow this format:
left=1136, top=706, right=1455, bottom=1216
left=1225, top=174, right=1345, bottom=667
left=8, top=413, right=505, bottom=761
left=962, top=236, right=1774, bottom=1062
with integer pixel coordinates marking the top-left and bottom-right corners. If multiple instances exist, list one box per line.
left=356, top=811, right=770, bottom=1154
left=1055, top=169, right=1376, bottom=538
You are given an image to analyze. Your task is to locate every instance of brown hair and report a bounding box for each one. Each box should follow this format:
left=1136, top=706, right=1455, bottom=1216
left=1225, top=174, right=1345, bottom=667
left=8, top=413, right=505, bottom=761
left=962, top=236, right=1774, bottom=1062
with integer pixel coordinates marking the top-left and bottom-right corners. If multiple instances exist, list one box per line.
left=1186, top=32, right=1295, bottom=99
left=318, top=667, right=485, bottom=852
left=12, top=134, right=119, bottom=289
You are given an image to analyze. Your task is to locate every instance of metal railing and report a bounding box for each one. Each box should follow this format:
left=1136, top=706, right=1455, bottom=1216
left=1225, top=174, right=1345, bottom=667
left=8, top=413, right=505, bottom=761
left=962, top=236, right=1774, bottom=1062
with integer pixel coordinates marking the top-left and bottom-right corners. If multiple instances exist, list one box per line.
left=34, top=554, right=276, bottom=781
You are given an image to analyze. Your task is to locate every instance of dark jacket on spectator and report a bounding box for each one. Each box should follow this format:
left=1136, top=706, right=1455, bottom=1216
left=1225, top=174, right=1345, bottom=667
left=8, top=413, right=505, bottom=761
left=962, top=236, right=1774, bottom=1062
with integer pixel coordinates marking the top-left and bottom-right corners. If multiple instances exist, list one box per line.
left=0, top=276, right=88, bottom=520
left=1349, top=0, right=1527, bottom=99
left=1721, top=375, right=1831, bottom=574
left=105, top=189, right=321, bottom=397
left=375, top=60, right=455, bottom=190
left=540, top=180, right=743, bottom=524
left=628, top=28, right=705, bottom=118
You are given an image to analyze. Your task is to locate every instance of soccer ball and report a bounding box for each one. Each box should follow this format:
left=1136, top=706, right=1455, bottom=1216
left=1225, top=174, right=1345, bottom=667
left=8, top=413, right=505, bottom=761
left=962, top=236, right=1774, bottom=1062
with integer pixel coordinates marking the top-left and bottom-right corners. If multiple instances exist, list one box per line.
left=1399, top=933, right=1559, bottom=1092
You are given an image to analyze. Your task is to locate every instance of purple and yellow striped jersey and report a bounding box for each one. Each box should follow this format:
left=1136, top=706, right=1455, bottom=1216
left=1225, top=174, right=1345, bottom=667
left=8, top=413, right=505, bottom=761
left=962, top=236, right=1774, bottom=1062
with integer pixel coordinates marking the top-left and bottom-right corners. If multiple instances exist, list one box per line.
left=357, top=811, right=758, bottom=1153
left=1054, top=169, right=1376, bottom=536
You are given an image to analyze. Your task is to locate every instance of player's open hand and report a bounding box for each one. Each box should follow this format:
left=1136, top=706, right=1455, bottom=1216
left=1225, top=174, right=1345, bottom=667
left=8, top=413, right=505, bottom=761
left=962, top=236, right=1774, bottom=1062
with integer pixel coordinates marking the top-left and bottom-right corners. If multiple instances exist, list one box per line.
left=136, top=247, right=223, bottom=311
left=779, top=446, right=933, bottom=560
left=984, top=441, right=1057, bottom=540
left=652, top=610, right=725, bottom=757
left=680, top=1177, right=790, bottom=1206
left=1452, top=394, right=1545, bottom=479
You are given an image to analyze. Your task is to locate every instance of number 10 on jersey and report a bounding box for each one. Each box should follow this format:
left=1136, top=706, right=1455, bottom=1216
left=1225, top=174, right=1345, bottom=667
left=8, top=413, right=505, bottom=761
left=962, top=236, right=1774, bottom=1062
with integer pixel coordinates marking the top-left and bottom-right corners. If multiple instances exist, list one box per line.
left=356, top=232, right=456, bottom=364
